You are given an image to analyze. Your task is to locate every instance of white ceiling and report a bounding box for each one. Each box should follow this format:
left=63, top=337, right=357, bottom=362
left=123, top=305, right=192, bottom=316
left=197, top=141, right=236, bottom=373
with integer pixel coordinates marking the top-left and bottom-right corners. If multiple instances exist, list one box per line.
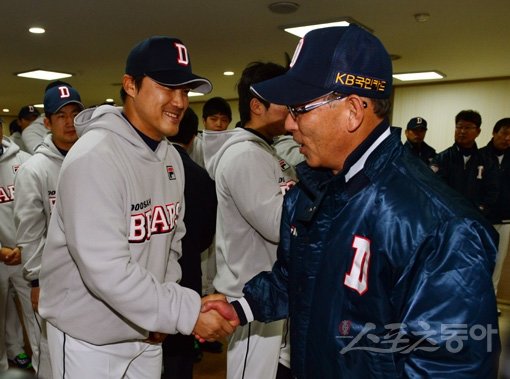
left=1, top=0, right=509, bottom=117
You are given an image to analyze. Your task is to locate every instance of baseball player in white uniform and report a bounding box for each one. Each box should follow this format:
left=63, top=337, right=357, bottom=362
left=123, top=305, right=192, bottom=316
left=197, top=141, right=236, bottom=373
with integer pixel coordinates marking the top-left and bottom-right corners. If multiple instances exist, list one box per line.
left=38, top=36, right=237, bottom=379
left=0, top=124, right=31, bottom=372
left=14, top=84, right=84, bottom=377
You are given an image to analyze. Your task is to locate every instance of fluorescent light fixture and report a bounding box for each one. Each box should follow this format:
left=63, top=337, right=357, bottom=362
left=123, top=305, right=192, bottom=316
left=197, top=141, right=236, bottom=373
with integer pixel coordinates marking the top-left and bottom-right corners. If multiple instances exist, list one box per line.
left=34, top=104, right=44, bottom=108
left=2, top=109, right=10, bottom=113
left=188, top=92, right=204, bottom=97
left=17, top=70, right=72, bottom=81
left=105, top=98, right=115, bottom=103
left=393, top=71, right=445, bottom=81
left=282, top=18, right=369, bottom=38
left=223, top=71, right=234, bottom=76
left=29, top=27, right=46, bottom=34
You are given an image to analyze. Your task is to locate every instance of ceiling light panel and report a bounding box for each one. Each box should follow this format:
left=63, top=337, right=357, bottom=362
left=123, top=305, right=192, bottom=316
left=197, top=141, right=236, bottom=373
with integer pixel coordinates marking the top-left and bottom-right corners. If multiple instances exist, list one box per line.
left=393, top=71, right=445, bottom=81
left=17, top=70, right=72, bottom=81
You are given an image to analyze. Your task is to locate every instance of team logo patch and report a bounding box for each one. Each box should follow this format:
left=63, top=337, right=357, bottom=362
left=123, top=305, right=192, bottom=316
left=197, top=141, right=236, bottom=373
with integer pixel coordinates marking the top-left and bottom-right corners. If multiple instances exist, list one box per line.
left=339, top=320, right=352, bottom=336
left=279, top=159, right=290, bottom=171
left=12, top=164, right=20, bottom=174
left=166, top=166, right=176, bottom=180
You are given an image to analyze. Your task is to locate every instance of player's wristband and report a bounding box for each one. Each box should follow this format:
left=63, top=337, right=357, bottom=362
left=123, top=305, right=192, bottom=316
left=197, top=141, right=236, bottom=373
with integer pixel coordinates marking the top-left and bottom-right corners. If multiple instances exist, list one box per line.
left=30, top=279, right=39, bottom=288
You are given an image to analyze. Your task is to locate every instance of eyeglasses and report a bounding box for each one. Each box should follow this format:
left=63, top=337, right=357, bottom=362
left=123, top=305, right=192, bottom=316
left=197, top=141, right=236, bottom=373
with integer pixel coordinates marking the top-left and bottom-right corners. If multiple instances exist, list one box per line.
left=287, top=94, right=367, bottom=120
left=287, top=94, right=347, bottom=120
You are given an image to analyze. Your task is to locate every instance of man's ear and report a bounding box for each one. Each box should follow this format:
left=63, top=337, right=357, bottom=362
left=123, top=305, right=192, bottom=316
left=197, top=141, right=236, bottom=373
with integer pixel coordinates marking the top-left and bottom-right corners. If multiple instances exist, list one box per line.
left=43, top=117, right=51, bottom=130
left=122, top=75, right=137, bottom=98
left=249, top=97, right=264, bottom=116
left=345, top=95, right=366, bottom=132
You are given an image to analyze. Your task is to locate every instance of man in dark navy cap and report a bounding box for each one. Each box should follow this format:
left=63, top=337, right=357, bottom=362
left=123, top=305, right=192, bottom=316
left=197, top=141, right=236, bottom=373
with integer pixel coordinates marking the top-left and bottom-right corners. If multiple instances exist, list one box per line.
left=202, top=25, right=500, bottom=378
left=404, top=116, right=436, bottom=164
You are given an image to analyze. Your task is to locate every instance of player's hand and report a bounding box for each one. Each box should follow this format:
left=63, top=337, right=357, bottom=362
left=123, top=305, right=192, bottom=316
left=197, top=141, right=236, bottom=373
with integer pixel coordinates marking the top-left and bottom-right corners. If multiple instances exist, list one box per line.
left=31, top=287, right=40, bottom=312
left=201, top=293, right=227, bottom=304
left=201, top=300, right=240, bottom=328
left=144, top=332, right=168, bottom=344
left=0, top=247, right=21, bottom=265
left=192, top=305, right=238, bottom=343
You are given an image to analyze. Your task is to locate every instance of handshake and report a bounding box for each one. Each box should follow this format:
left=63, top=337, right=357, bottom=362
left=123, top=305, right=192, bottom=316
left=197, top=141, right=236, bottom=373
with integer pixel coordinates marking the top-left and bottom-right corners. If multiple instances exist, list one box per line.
left=192, top=294, right=240, bottom=342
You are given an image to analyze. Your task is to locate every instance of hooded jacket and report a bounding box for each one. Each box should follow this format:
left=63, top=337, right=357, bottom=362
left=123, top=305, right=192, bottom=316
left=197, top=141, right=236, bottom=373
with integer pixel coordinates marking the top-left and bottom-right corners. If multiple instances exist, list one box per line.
left=14, top=134, right=64, bottom=281
left=240, top=124, right=500, bottom=378
left=39, top=105, right=201, bottom=344
left=0, top=137, right=31, bottom=249
left=203, top=127, right=296, bottom=298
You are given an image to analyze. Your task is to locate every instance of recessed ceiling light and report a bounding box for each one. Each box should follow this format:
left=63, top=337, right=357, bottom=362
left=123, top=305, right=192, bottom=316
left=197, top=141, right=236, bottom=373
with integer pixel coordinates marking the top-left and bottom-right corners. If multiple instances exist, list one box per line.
left=188, top=92, right=204, bottom=97
left=268, top=2, right=299, bottom=14
left=105, top=98, right=115, bottom=103
left=393, top=71, right=445, bottom=81
left=282, top=18, right=369, bottom=38
left=17, top=70, right=72, bottom=81
left=2, top=109, right=10, bottom=113
left=29, top=27, right=46, bottom=34
left=223, top=71, right=234, bottom=76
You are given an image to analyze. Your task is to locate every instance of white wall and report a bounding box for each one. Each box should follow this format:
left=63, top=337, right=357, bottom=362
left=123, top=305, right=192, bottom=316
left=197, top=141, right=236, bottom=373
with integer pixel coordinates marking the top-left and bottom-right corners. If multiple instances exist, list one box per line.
left=391, top=78, right=510, bottom=152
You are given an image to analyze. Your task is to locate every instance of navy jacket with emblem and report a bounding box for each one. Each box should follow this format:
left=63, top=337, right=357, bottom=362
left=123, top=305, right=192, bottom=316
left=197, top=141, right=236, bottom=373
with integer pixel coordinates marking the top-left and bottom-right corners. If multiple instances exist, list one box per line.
left=241, top=123, right=500, bottom=378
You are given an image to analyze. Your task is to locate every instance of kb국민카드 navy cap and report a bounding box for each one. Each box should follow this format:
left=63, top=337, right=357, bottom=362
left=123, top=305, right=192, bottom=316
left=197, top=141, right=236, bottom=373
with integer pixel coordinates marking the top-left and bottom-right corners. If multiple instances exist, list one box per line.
left=251, top=25, right=393, bottom=105
left=125, top=36, right=212, bottom=94
left=44, top=85, right=84, bottom=114
left=407, top=117, right=428, bottom=130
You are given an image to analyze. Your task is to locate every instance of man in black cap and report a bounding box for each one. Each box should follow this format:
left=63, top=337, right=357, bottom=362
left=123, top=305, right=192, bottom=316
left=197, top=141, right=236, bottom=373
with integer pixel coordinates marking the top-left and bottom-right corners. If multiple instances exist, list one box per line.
left=404, top=116, right=436, bottom=164
left=37, top=36, right=236, bottom=378
left=202, top=25, right=500, bottom=378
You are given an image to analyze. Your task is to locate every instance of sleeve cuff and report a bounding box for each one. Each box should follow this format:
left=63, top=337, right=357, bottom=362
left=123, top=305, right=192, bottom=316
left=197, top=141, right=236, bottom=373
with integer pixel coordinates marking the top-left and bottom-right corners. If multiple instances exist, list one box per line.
left=229, top=297, right=254, bottom=326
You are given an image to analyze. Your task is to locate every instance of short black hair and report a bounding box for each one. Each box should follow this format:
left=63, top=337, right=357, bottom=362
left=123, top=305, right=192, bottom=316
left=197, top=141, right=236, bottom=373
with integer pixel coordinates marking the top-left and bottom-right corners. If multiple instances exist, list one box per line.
left=493, top=117, right=510, bottom=134
left=202, top=97, right=232, bottom=121
left=168, top=108, right=199, bottom=145
left=9, top=119, right=22, bottom=134
left=455, top=110, right=482, bottom=128
left=237, top=61, right=287, bottom=126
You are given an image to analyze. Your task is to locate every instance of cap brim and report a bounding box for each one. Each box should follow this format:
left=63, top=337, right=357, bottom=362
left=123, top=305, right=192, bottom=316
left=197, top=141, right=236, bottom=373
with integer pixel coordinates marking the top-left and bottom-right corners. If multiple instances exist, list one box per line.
left=148, top=71, right=212, bottom=94
left=50, top=100, right=84, bottom=114
left=250, top=74, right=330, bottom=106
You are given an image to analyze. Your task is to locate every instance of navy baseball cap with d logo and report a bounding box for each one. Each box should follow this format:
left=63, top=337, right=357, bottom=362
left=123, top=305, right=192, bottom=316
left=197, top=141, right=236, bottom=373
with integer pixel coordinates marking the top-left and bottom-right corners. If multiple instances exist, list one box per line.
left=251, top=25, right=392, bottom=105
left=44, top=85, right=84, bottom=114
left=125, top=36, right=212, bottom=95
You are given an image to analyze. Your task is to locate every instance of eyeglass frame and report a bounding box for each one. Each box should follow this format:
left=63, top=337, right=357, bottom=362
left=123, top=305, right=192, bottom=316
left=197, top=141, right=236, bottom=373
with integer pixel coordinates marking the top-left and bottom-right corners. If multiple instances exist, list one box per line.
left=287, top=93, right=367, bottom=120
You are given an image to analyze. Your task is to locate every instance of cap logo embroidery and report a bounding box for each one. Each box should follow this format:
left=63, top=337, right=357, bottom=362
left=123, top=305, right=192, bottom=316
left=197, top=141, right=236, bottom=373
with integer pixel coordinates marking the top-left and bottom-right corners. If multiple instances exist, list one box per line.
left=335, top=72, right=386, bottom=93
left=58, top=86, right=71, bottom=99
left=289, top=38, right=304, bottom=68
left=28, top=105, right=36, bottom=113
left=174, top=42, right=189, bottom=66
left=416, top=117, right=423, bottom=124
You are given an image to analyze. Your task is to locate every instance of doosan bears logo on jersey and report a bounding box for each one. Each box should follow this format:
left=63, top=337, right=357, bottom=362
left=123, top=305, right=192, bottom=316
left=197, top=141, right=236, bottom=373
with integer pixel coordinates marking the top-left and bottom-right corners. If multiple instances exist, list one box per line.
left=166, top=166, right=176, bottom=180
left=12, top=164, right=20, bottom=174
left=0, top=185, right=15, bottom=204
left=129, top=201, right=181, bottom=243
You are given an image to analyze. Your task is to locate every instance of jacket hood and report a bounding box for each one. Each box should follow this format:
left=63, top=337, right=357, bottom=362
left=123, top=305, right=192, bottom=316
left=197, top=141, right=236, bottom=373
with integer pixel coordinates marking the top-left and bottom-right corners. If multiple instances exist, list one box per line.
left=34, top=133, right=66, bottom=161
left=0, top=136, right=21, bottom=161
left=203, top=128, right=272, bottom=179
left=74, top=105, right=169, bottom=161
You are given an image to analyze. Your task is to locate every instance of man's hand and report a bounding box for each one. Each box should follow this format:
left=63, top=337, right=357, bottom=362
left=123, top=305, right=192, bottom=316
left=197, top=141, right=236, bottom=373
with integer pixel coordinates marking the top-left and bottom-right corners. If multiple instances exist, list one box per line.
left=202, top=300, right=240, bottom=327
left=31, top=287, right=40, bottom=312
left=0, top=246, right=21, bottom=265
left=192, top=302, right=239, bottom=343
